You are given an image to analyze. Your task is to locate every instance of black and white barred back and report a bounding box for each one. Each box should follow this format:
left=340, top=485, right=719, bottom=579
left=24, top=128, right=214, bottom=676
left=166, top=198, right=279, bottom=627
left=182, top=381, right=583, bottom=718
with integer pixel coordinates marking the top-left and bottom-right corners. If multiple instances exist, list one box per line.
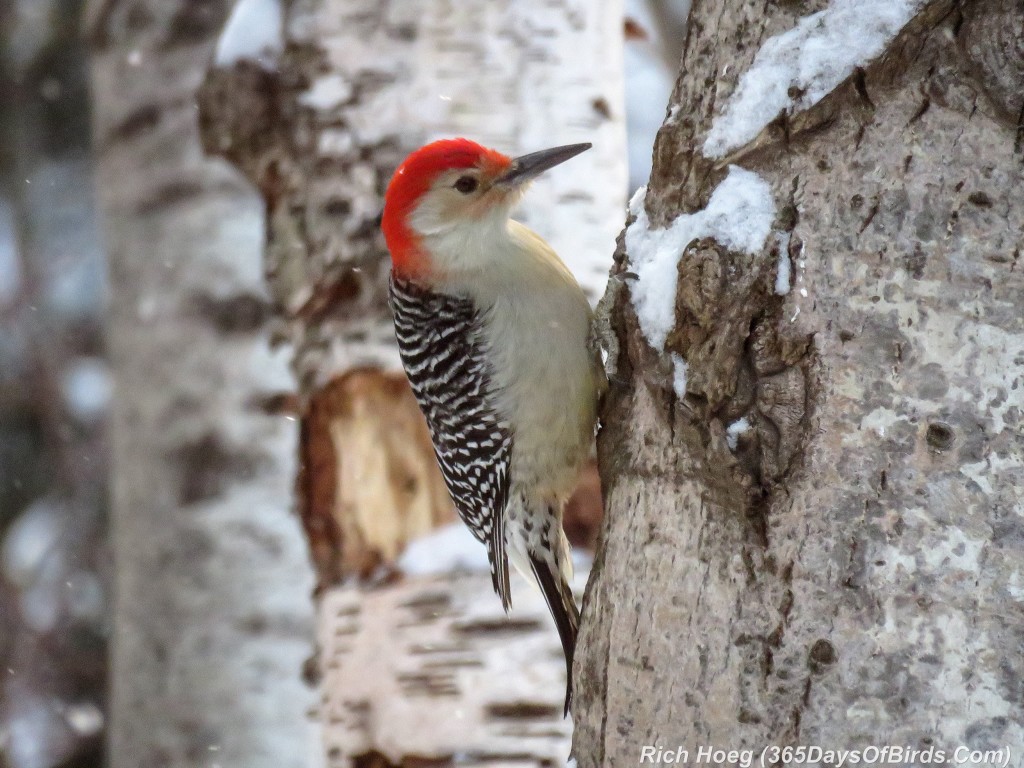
left=389, top=274, right=515, bottom=608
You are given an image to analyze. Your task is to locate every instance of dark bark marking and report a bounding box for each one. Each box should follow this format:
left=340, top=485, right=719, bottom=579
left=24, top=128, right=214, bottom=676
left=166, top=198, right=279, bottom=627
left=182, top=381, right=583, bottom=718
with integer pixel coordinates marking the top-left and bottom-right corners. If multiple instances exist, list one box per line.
left=134, top=178, right=206, bottom=215
left=591, top=97, right=612, bottom=119
left=853, top=67, right=876, bottom=111
left=967, top=190, right=994, bottom=207
left=925, top=421, right=955, bottom=451
left=110, top=103, right=162, bottom=143
left=859, top=200, right=880, bottom=233
left=486, top=702, right=561, bottom=720
left=191, top=291, right=272, bottom=334
left=454, top=618, right=545, bottom=636
left=808, top=639, right=837, bottom=671
left=909, top=95, right=932, bottom=124
left=171, top=431, right=266, bottom=505
left=163, top=0, right=229, bottom=49
left=1015, top=100, right=1024, bottom=154
left=352, top=749, right=454, bottom=768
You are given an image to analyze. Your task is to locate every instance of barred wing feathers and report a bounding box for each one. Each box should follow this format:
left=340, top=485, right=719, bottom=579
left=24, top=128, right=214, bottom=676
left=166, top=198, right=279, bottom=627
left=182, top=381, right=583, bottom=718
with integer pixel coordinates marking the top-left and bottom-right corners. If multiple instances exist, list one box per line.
left=389, top=275, right=514, bottom=609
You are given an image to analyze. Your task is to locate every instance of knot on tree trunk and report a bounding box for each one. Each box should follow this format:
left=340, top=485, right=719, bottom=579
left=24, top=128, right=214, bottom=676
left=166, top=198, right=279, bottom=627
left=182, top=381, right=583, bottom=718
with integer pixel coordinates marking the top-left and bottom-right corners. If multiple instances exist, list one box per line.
left=627, top=230, right=815, bottom=514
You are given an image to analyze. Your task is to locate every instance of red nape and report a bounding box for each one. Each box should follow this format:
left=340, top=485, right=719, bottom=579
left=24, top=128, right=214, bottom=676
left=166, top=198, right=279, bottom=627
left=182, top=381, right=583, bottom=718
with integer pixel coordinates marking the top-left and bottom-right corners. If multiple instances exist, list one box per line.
left=381, top=138, right=510, bottom=277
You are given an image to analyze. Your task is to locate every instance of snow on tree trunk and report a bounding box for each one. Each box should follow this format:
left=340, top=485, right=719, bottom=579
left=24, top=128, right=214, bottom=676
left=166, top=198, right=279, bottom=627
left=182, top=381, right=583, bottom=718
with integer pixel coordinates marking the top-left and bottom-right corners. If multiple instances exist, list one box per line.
left=576, top=0, right=1024, bottom=764
left=87, top=2, right=318, bottom=766
left=199, top=0, right=625, bottom=764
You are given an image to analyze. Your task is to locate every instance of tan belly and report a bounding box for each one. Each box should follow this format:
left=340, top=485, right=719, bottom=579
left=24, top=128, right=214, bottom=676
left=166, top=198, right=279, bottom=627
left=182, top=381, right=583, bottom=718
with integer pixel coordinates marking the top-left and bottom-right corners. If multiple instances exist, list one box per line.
left=485, top=292, right=598, bottom=499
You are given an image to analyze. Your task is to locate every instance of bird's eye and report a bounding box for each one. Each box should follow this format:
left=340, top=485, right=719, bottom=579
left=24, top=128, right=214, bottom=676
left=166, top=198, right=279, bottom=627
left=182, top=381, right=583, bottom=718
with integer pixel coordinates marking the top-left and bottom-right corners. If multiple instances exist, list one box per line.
left=454, top=176, right=478, bottom=194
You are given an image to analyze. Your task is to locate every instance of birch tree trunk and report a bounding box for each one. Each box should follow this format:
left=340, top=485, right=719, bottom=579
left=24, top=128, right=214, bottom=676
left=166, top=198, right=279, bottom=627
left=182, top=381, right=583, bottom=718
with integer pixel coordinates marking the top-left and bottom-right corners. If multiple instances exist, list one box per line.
left=577, top=0, right=1024, bottom=764
left=199, top=0, right=625, bottom=764
left=200, top=0, right=625, bottom=586
left=88, top=3, right=318, bottom=766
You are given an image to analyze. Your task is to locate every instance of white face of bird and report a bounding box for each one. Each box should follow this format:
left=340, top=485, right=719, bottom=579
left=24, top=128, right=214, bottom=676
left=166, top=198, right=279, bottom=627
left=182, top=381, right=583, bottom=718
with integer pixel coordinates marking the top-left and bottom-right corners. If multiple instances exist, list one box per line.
left=407, top=165, right=526, bottom=240
left=406, top=143, right=592, bottom=274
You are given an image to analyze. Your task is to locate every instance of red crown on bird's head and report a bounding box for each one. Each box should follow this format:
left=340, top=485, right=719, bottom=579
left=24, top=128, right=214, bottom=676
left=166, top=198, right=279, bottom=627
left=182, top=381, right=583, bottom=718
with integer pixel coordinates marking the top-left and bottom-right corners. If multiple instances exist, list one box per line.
left=381, top=139, right=511, bottom=275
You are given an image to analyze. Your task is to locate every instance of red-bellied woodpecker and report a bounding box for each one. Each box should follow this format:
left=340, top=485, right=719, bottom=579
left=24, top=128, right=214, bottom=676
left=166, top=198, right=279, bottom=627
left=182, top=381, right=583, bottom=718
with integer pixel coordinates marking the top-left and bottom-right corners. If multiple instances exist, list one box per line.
left=381, top=138, right=603, bottom=714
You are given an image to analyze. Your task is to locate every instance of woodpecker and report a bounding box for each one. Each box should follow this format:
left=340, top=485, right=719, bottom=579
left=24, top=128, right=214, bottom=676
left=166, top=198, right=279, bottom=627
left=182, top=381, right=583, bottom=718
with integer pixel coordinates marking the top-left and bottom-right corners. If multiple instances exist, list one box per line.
left=382, top=138, right=603, bottom=714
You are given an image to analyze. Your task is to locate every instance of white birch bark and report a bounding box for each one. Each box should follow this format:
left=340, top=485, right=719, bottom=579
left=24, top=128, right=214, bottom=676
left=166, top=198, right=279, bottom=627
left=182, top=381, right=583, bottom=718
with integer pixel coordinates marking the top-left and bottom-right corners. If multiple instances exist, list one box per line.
left=318, top=572, right=586, bottom=767
left=200, top=0, right=626, bottom=764
left=88, top=2, right=318, bottom=766
left=204, top=0, right=627, bottom=390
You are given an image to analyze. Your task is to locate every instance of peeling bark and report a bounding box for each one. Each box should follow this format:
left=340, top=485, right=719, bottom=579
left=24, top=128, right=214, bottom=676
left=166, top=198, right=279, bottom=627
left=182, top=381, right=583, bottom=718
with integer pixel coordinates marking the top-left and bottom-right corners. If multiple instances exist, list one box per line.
left=577, top=1, right=1024, bottom=764
left=299, top=370, right=453, bottom=582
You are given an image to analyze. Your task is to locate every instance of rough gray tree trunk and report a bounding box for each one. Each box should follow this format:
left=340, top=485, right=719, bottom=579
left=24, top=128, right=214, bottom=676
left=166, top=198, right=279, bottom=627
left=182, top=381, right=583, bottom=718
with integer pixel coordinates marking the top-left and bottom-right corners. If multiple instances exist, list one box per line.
left=577, top=1, right=1024, bottom=764
left=87, top=2, right=318, bottom=766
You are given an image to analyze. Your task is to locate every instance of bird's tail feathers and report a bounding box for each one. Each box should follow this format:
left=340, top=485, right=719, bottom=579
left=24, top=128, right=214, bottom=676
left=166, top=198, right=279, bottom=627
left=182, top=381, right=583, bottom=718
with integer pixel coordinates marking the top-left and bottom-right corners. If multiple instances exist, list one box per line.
left=529, top=548, right=580, bottom=716
left=487, top=511, right=512, bottom=612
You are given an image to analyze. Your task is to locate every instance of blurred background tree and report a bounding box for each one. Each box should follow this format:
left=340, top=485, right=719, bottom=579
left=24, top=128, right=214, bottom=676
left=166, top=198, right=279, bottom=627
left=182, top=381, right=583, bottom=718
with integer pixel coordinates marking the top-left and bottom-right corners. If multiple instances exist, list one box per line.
left=0, top=1, right=107, bottom=766
left=5, top=1, right=1020, bottom=767
left=195, top=0, right=627, bottom=764
left=0, top=0, right=686, bottom=766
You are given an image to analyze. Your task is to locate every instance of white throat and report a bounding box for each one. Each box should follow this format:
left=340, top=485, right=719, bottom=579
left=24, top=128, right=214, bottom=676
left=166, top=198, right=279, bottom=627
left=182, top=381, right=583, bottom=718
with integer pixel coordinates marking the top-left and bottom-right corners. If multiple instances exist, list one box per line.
left=409, top=200, right=518, bottom=279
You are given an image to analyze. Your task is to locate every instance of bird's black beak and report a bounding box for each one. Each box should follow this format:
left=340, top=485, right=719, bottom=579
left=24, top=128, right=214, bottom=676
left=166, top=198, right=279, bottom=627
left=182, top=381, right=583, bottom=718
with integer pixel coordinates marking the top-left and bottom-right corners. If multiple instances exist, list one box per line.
left=494, top=142, right=592, bottom=187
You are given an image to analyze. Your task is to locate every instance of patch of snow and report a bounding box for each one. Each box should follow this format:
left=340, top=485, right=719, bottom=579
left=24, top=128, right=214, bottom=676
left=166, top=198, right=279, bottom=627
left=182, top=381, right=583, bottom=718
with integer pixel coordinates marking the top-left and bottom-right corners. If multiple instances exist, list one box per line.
left=959, top=459, right=993, bottom=496
left=628, top=184, right=647, bottom=217
left=398, top=523, right=490, bottom=576
left=860, top=406, right=905, bottom=437
left=703, top=0, right=925, bottom=158
left=299, top=74, right=353, bottom=111
left=775, top=232, right=792, bottom=295
left=671, top=353, right=688, bottom=400
left=64, top=702, right=104, bottom=737
left=1007, top=571, right=1024, bottom=602
left=215, top=0, right=283, bottom=68
left=1, top=499, right=61, bottom=587
left=920, top=526, right=986, bottom=572
left=626, top=166, right=776, bottom=350
left=726, top=417, right=751, bottom=451
left=62, top=357, right=112, bottom=423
